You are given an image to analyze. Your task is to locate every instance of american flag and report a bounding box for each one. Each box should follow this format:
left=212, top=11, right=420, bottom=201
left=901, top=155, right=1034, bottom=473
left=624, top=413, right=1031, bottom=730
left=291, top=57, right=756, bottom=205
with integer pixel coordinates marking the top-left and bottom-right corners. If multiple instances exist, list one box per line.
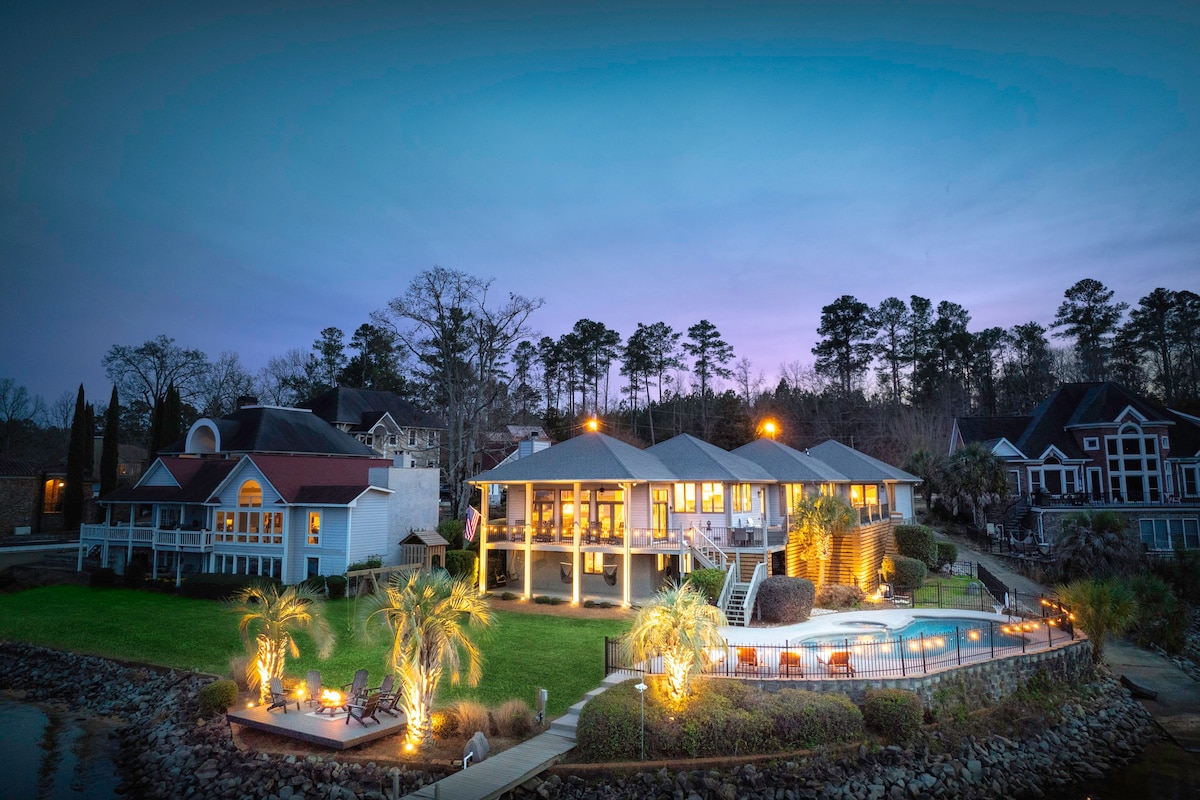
left=464, top=506, right=480, bottom=543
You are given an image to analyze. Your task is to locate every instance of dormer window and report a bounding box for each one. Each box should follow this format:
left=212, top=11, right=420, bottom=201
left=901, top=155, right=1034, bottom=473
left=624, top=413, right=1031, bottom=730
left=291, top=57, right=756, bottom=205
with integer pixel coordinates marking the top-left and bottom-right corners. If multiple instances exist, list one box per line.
left=1083, top=437, right=1099, bottom=451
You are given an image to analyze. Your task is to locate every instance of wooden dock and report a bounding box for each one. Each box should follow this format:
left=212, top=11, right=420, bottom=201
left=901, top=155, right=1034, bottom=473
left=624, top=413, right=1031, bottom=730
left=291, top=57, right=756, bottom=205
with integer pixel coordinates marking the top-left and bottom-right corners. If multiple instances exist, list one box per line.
left=402, top=730, right=576, bottom=800
left=227, top=703, right=407, bottom=750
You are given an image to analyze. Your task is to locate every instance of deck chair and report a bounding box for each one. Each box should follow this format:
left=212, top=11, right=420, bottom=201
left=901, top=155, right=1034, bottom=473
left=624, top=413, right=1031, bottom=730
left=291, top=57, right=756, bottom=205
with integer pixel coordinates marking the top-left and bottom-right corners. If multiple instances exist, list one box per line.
left=779, top=650, right=804, bottom=678
left=341, top=668, right=369, bottom=704
left=819, top=651, right=856, bottom=677
left=602, top=564, right=617, bottom=586
left=370, top=673, right=394, bottom=699
left=304, top=670, right=322, bottom=708
left=266, top=677, right=298, bottom=713
left=735, top=647, right=760, bottom=675
left=345, top=693, right=381, bottom=726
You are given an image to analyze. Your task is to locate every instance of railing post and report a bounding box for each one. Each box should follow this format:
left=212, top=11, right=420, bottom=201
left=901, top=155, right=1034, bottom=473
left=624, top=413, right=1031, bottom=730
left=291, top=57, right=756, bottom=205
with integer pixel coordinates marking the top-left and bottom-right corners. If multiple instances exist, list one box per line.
left=899, top=635, right=906, bottom=676
left=990, top=622, right=995, bottom=659
left=955, top=626, right=962, bottom=665
left=920, top=633, right=928, bottom=673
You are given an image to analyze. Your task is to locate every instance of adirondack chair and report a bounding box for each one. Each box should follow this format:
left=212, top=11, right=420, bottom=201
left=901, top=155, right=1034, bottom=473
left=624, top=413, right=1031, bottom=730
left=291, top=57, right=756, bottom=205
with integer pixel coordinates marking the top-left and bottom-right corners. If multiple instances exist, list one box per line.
left=345, top=693, right=381, bottom=726
left=304, top=670, right=322, bottom=708
left=341, top=669, right=369, bottom=703
left=266, top=677, right=298, bottom=713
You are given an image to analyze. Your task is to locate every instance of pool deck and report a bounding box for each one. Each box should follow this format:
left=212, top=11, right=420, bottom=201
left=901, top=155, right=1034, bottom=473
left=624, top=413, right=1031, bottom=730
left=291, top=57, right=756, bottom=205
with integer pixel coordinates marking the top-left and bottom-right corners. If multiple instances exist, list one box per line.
left=718, top=607, right=1018, bottom=646
left=226, top=702, right=408, bottom=750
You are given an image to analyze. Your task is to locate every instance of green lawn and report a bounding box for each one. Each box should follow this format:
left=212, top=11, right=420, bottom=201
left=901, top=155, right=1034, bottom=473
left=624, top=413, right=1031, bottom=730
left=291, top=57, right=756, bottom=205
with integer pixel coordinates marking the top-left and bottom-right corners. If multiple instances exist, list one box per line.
left=0, top=585, right=629, bottom=716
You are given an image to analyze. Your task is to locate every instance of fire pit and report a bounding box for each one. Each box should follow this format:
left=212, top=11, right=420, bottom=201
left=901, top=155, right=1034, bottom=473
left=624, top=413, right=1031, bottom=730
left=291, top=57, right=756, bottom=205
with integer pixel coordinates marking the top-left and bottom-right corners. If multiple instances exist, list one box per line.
left=315, top=689, right=345, bottom=714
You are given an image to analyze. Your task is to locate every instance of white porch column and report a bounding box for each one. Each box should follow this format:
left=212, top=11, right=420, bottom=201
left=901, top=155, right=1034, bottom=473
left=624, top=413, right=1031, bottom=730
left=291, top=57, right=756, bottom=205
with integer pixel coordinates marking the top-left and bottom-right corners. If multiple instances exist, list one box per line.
left=523, top=483, right=533, bottom=600
left=479, top=484, right=490, bottom=595
left=761, top=488, right=769, bottom=570
left=280, top=505, right=291, bottom=585
left=622, top=482, right=632, bottom=607
left=572, top=481, right=581, bottom=604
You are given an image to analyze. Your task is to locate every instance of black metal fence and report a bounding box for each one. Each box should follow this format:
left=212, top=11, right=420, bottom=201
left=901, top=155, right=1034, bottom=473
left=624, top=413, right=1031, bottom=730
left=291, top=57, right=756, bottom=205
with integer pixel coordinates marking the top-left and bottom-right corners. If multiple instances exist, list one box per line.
left=604, top=612, right=1074, bottom=679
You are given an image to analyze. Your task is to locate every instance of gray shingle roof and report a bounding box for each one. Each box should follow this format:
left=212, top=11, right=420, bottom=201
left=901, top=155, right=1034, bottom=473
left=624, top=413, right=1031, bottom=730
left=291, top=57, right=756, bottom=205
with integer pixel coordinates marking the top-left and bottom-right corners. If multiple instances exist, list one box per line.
left=732, top=439, right=849, bottom=482
left=805, top=440, right=920, bottom=482
left=306, top=387, right=446, bottom=431
left=162, top=407, right=375, bottom=457
left=647, top=434, right=775, bottom=481
left=472, top=432, right=676, bottom=483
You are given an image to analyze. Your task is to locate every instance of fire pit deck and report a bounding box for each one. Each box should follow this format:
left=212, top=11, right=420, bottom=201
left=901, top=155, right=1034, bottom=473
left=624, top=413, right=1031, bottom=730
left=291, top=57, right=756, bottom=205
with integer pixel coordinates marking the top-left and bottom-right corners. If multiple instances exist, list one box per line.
left=227, top=703, right=408, bottom=750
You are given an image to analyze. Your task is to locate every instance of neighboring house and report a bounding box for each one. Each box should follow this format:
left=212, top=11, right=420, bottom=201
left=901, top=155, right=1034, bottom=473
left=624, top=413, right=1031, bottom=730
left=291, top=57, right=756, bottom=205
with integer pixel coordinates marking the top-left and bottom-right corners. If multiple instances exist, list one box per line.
left=0, top=456, right=56, bottom=536
left=470, top=431, right=919, bottom=622
left=79, top=403, right=439, bottom=584
left=951, top=381, right=1200, bottom=552
left=483, top=427, right=553, bottom=508
left=305, top=387, right=446, bottom=468
left=91, top=437, right=147, bottom=494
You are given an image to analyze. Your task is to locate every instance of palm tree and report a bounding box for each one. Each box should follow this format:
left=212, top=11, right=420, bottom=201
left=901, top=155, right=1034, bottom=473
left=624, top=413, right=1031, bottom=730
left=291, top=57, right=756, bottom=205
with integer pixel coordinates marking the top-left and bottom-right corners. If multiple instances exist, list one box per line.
left=624, top=582, right=727, bottom=707
left=1056, top=578, right=1138, bottom=664
left=233, top=583, right=334, bottom=703
left=903, top=448, right=945, bottom=510
left=791, top=493, right=856, bottom=590
left=941, top=442, right=1008, bottom=528
left=1054, top=510, right=1139, bottom=582
left=359, top=569, right=494, bottom=748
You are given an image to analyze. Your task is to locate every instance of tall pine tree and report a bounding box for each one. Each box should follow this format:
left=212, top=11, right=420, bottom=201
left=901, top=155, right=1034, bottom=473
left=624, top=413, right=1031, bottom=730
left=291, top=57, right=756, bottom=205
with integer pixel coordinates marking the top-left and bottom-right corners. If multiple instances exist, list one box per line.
left=100, top=386, right=120, bottom=496
left=64, top=385, right=88, bottom=531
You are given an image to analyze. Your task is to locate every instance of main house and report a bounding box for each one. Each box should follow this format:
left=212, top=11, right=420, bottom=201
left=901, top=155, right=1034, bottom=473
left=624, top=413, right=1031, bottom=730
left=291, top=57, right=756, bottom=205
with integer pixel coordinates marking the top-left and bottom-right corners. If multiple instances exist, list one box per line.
left=78, top=402, right=439, bottom=585
left=470, top=432, right=919, bottom=622
left=951, top=382, right=1200, bottom=552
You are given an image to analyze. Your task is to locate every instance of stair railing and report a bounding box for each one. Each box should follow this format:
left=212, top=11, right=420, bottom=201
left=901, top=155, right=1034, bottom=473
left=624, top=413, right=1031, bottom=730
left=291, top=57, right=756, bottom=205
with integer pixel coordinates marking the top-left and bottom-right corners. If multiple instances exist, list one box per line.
left=735, top=561, right=767, bottom=625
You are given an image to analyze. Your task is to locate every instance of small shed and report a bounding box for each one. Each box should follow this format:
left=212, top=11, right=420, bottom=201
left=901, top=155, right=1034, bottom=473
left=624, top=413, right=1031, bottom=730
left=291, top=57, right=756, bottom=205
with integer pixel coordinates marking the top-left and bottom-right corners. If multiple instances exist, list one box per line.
left=399, top=530, right=450, bottom=571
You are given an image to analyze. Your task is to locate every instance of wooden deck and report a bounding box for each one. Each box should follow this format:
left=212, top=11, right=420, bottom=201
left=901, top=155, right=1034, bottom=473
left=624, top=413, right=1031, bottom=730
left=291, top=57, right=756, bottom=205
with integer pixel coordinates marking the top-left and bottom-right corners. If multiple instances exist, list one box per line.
left=402, top=730, right=576, bottom=800
left=226, top=702, right=407, bottom=750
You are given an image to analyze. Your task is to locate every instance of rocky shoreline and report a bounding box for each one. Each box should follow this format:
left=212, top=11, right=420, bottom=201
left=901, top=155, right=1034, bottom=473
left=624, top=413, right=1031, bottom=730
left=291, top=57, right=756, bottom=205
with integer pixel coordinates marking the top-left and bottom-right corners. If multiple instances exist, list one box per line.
left=0, top=642, right=1158, bottom=800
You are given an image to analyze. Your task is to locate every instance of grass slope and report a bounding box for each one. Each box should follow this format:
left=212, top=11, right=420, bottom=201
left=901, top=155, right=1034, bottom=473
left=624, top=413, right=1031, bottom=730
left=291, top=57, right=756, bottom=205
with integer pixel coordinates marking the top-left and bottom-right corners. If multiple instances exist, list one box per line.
left=0, top=585, right=628, bottom=716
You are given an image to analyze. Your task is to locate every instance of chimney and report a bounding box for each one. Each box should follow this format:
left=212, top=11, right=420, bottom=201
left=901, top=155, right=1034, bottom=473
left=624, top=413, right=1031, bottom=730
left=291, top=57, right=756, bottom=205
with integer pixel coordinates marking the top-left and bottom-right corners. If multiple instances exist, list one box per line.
left=237, top=395, right=259, bottom=409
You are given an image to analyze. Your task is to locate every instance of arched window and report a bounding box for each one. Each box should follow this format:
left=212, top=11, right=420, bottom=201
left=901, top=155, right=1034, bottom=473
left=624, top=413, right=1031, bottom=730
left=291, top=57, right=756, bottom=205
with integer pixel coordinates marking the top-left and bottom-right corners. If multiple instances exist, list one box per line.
left=1105, top=422, right=1160, bottom=502
left=238, top=480, right=262, bottom=507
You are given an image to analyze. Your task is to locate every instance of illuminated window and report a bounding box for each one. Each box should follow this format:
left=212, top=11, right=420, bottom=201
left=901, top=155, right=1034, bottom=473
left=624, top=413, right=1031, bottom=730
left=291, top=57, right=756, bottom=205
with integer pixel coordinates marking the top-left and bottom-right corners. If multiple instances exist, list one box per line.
left=584, top=552, right=606, bottom=574
left=701, top=483, right=724, bottom=513
left=238, top=480, right=262, bottom=507
left=43, top=479, right=64, bottom=514
left=731, top=484, right=751, bottom=513
left=848, top=484, right=878, bottom=507
left=308, top=512, right=321, bottom=545
left=673, top=483, right=696, bottom=513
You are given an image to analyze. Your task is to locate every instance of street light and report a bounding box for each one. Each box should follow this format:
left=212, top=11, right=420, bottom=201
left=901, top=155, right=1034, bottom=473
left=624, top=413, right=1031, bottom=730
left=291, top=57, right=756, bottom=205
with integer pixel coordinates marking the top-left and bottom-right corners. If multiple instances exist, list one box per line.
left=634, top=681, right=648, bottom=760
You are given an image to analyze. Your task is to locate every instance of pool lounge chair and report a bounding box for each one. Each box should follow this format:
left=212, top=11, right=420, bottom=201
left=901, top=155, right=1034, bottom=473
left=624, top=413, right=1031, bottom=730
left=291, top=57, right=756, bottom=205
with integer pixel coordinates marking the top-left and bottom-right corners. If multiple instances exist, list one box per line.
left=779, top=650, right=804, bottom=678
left=735, top=647, right=760, bottom=675
left=818, top=651, right=856, bottom=677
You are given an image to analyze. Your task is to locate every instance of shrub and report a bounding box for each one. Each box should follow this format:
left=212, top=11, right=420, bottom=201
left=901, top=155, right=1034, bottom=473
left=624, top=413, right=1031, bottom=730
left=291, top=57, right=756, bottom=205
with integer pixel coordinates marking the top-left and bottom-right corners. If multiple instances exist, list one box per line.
left=534, top=595, right=553, bottom=604
left=1126, top=574, right=1187, bottom=653
left=179, top=573, right=280, bottom=601
left=438, top=519, right=466, bottom=551
left=685, top=568, right=727, bottom=604
left=446, top=549, right=478, bottom=581
left=815, top=583, right=865, bottom=609
left=765, top=688, right=864, bottom=749
left=863, top=688, right=924, bottom=743
left=431, top=708, right=458, bottom=739
left=228, top=655, right=252, bottom=691
left=894, top=524, right=938, bottom=568
left=583, top=599, right=595, bottom=608
left=89, top=567, right=118, bottom=588
left=754, top=576, right=815, bottom=623
left=500, top=591, right=518, bottom=601
left=325, top=574, right=347, bottom=600
left=935, top=541, right=958, bottom=568
left=299, top=575, right=326, bottom=596
left=494, top=698, right=536, bottom=738
left=882, top=555, right=927, bottom=591
left=346, top=555, right=383, bottom=573
left=576, top=681, right=644, bottom=762
left=450, top=699, right=492, bottom=737
left=198, top=679, right=238, bottom=718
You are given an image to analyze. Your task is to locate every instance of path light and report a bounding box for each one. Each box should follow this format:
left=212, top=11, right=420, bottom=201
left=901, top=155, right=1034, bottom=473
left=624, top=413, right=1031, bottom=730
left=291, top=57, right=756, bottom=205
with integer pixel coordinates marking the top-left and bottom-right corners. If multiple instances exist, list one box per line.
left=634, top=681, right=648, bottom=760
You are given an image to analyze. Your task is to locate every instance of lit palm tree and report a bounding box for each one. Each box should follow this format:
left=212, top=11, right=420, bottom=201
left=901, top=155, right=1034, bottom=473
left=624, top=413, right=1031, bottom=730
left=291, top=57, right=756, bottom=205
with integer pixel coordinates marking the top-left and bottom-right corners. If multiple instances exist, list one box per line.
left=1056, top=578, right=1138, bottom=664
left=359, top=569, right=494, bottom=748
left=791, top=493, right=856, bottom=590
left=624, top=583, right=727, bottom=707
left=233, top=583, right=334, bottom=704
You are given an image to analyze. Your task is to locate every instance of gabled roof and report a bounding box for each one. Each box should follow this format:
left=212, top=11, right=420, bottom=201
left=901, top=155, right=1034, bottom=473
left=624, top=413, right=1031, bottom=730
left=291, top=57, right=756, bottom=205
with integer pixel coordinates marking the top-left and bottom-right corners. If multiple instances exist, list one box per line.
left=102, top=458, right=236, bottom=504
left=0, top=455, right=42, bottom=478
left=166, top=406, right=376, bottom=457
left=400, top=530, right=450, bottom=548
left=805, top=440, right=920, bottom=483
left=233, top=454, right=393, bottom=504
left=306, top=387, right=446, bottom=431
left=472, top=432, right=676, bottom=483
left=646, top=434, right=775, bottom=482
left=732, top=438, right=848, bottom=482
left=954, top=416, right=1031, bottom=455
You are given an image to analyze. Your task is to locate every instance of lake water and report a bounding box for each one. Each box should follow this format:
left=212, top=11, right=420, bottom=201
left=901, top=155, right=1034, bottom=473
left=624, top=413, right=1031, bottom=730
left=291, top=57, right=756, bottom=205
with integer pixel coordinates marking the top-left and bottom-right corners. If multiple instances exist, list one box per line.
left=0, top=698, right=122, bottom=800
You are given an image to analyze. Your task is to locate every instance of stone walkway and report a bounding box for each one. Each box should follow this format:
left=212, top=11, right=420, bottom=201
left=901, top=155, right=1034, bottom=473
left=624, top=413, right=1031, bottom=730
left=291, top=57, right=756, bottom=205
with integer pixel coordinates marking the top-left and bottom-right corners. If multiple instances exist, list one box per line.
left=943, top=530, right=1200, bottom=755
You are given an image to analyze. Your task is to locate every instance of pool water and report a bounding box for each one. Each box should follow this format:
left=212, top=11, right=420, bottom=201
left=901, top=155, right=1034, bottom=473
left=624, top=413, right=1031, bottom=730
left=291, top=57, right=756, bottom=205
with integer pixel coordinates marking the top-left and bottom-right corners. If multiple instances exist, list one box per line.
left=0, top=698, right=123, bottom=799
left=797, top=615, right=1031, bottom=650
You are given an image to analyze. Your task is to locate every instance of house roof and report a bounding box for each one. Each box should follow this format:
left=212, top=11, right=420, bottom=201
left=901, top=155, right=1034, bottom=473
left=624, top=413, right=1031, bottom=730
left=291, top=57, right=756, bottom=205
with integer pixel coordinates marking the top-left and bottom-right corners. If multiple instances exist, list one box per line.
left=306, top=387, right=446, bottom=431
left=0, top=455, right=42, bottom=478
left=472, top=432, right=676, bottom=483
left=102, top=458, right=236, bottom=504
left=954, top=416, right=1032, bottom=455
left=237, top=454, right=393, bottom=504
left=732, top=438, right=848, bottom=482
left=647, top=434, right=775, bottom=482
left=163, top=406, right=376, bottom=457
left=805, top=440, right=921, bottom=483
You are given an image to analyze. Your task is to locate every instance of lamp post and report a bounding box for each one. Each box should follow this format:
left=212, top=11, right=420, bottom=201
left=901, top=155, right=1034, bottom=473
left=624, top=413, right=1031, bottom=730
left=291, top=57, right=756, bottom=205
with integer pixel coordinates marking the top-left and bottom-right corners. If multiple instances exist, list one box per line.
left=634, top=681, right=648, bottom=760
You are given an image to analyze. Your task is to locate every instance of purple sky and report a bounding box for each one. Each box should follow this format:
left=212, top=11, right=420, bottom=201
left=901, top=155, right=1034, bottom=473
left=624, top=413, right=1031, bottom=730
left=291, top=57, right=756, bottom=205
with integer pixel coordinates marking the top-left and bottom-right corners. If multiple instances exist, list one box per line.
left=3, top=0, right=1197, bottom=405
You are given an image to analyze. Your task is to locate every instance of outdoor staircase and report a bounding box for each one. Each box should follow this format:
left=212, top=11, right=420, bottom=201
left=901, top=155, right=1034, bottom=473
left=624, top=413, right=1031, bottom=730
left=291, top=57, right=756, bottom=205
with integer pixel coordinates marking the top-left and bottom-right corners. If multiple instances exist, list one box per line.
left=1003, top=495, right=1033, bottom=536
left=689, top=528, right=728, bottom=571
left=548, top=684, right=610, bottom=741
left=720, top=562, right=766, bottom=627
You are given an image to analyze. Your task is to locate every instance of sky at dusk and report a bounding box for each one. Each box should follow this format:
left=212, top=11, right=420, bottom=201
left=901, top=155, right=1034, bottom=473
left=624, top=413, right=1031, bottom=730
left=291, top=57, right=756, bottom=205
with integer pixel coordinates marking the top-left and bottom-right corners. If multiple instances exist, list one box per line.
left=3, top=0, right=1198, bottom=406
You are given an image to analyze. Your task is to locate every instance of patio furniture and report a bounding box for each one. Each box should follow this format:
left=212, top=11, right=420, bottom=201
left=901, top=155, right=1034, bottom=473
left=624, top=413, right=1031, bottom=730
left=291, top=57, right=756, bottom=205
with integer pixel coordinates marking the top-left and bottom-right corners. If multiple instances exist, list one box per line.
left=341, top=668, right=369, bottom=704
left=818, top=651, right=856, bottom=677
left=378, top=688, right=403, bottom=717
left=266, top=677, right=298, bottom=713
left=779, top=650, right=804, bottom=678
left=735, top=647, right=760, bottom=675
left=304, top=670, right=322, bottom=708
left=346, top=693, right=382, bottom=726
left=560, top=561, right=572, bottom=583
left=602, top=564, right=617, bottom=586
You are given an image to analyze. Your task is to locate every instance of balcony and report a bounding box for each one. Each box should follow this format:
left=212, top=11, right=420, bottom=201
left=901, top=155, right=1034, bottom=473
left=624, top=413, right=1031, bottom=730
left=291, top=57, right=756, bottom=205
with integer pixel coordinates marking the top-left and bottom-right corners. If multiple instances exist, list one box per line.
left=482, top=524, right=788, bottom=550
left=80, top=523, right=213, bottom=552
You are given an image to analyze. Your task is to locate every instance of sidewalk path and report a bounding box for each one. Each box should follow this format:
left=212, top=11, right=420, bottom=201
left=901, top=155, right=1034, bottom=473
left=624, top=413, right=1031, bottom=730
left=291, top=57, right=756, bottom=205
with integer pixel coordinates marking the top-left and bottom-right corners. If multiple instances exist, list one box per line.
left=943, top=530, right=1200, bottom=755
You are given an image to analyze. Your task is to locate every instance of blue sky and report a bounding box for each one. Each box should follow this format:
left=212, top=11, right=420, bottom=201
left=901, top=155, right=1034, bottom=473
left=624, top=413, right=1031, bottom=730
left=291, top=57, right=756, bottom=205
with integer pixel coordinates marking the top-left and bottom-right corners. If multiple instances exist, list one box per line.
left=3, top=0, right=1197, bottom=405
